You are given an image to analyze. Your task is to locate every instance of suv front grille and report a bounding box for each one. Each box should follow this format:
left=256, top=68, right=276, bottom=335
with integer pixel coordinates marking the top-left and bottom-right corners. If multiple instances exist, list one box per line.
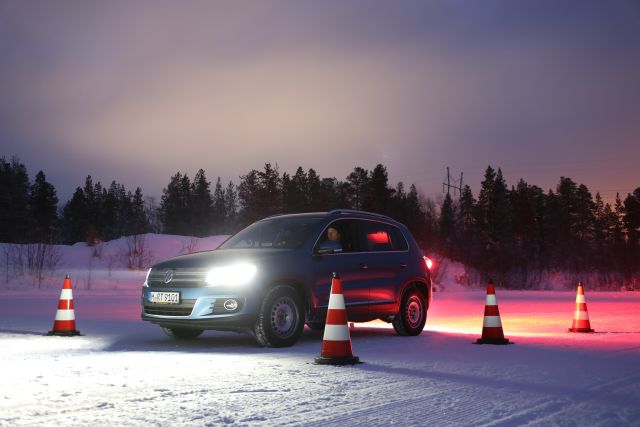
left=143, top=299, right=196, bottom=316
left=148, top=268, right=208, bottom=288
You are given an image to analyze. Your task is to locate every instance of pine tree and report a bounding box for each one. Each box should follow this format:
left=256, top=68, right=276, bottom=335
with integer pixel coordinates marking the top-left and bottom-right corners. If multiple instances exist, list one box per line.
left=364, top=164, right=393, bottom=214
left=190, top=169, right=214, bottom=237
left=407, top=184, right=429, bottom=248
left=474, top=166, right=513, bottom=283
left=554, top=177, right=595, bottom=271
left=476, top=167, right=511, bottom=248
left=388, top=181, right=407, bottom=222
left=29, top=171, right=59, bottom=243
left=258, top=163, right=281, bottom=216
left=212, top=177, right=226, bottom=234
left=0, top=157, right=31, bottom=242
left=282, top=167, right=307, bottom=213
left=160, top=172, right=192, bottom=235
left=624, top=187, right=640, bottom=280
left=130, top=187, right=148, bottom=235
left=345, top=167, right=369, bottom=210
left=81, top=176, right=103, bottom=244
left=438, top=193, right=455, bottom=256
left=306, top=168, right=322, bottom=210
left=238, top=163, right=282, bottom=224
left=224, top=181, right=238, bottom=233
left=61, top=187, right=89, bottom=244
left=315, top=177, right=344, bottom=211
left=238, top=169, right=261, bottom=227
left=455, top=185, right=477, bottom=265
left=281, top=172, right=292, bottom=213
left=102, top=181, right=125, bottom=240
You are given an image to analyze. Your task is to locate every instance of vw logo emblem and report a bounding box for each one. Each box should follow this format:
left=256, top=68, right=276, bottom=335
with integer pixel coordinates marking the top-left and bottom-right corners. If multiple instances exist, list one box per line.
left=224, top=299, right=238, bottom=311
left=163, top=270, right=174, bottom=284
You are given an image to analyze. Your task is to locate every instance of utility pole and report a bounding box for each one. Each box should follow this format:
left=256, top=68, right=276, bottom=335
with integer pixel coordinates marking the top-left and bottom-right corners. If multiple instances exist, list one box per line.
left=442, top=167, right=463, bottom=200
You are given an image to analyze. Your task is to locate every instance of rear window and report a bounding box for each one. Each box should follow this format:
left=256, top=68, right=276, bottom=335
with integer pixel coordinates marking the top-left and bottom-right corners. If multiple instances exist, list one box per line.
left=359, top=220, right=408, bottom=252
left=220, top=217, right=323, bottom=249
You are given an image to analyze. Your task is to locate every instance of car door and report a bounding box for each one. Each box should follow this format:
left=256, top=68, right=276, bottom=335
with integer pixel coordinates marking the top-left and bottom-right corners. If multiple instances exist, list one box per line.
left=357, top=220, right=408, bottom=316
left=312, top=219, right=370, bottom=318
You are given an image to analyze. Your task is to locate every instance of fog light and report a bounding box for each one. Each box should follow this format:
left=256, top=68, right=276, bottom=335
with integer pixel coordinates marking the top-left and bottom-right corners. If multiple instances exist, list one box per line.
left=223, top=299, right=239, bottom=311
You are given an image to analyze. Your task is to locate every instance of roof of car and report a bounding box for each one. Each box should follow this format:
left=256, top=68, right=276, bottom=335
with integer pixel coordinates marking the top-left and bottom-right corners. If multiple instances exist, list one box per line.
left=263, top=209, right=396, bottom=223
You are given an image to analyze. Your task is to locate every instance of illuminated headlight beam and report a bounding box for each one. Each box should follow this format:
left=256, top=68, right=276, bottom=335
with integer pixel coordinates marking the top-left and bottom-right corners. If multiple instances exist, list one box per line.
left=205, top=263, right=257, bottom=287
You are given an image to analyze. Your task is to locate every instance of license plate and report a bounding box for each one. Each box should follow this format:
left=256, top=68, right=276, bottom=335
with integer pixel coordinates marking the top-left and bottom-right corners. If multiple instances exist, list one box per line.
left=149, top=291, right=180, bottom=304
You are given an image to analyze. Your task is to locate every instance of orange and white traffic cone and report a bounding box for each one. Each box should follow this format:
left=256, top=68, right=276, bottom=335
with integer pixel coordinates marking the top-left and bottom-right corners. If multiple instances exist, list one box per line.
left=314, top=272, right=360, bottom=365
left=568, top=282, right=594, bottom=333
left=48, top=274, right=81, bottom=336
left=475, top=280, right=510, bottom=345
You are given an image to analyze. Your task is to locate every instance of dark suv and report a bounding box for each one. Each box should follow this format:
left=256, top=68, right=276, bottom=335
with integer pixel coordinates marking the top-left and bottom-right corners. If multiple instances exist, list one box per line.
left=141, top=210, right=432, bottom=347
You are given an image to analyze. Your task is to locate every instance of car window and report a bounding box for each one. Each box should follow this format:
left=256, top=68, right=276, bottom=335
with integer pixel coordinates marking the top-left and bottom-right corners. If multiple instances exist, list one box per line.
left=359, top=220, right=408, bottom=252
left=220, top=217, right=323, bottom=249
left=314, top=219, right=360, bottom=253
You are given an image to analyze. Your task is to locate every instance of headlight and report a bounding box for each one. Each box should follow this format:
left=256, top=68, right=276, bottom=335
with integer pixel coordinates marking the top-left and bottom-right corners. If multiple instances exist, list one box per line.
left=205, top=263, right=257, bottom=287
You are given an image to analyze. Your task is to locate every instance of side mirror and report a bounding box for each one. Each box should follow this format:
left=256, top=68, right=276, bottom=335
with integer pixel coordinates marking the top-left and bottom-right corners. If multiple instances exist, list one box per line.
left=316, top=241, right=343, bottom=254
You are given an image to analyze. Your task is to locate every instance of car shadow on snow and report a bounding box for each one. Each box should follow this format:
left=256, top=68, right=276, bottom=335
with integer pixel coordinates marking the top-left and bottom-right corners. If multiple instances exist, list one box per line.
left=101, top=323, right=400, bottom=355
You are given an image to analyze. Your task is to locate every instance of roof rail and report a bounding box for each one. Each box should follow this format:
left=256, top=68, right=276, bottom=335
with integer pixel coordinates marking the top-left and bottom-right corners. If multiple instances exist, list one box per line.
left=263, top=211, right=328, bottom=220
left=328, top=209, right=393, bottom=221
left=262, top=213, right=287, bottom=219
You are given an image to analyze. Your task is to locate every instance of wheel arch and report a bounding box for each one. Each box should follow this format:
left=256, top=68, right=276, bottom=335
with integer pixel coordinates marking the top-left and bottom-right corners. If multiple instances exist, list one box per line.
left=263, top=278, right=312, bottom=321
left=400, top=279, right=431, bottom=309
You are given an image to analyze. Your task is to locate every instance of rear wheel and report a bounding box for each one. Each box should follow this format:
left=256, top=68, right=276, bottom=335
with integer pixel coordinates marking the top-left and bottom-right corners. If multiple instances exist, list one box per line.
left=254, top=285, right=304, bottom=347
left=392, top=287, right=427, bottom=336
left=162, top=327, right=204, bottom=339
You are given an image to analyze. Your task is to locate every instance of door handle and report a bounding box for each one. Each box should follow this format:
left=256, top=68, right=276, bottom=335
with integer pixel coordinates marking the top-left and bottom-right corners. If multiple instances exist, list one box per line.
left=359, top=263, right=368, bottom=270
left=399, top=262, right=407, bottom=268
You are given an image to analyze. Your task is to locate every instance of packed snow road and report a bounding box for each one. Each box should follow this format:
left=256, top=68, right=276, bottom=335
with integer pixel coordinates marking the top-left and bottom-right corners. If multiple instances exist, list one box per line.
left=1, top=288, right=639, bottom=426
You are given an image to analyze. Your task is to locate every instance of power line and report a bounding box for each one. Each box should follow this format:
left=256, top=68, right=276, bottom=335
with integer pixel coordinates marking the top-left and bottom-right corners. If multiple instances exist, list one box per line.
left=442, top=167, right=463, bottom=200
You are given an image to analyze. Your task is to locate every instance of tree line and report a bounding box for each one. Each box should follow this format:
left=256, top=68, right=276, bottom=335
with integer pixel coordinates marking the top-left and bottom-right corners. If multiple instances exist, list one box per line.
left=1, top=156, right=639, bottom=287
left=438, top=167, right=640, bottom=288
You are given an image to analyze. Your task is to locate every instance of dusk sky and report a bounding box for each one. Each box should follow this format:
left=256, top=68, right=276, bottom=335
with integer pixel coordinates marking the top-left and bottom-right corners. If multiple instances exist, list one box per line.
left=1, top=0, right=639, bottom=205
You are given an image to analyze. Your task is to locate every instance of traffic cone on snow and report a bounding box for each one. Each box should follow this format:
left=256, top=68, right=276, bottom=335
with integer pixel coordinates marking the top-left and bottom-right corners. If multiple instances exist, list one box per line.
left=475, top=280, right=510, bottom=345
left=48, top=274, right=81, bottom=336
left=314, top=273, right=360, bottom=365
left=568, top=282, right=594, bottom=333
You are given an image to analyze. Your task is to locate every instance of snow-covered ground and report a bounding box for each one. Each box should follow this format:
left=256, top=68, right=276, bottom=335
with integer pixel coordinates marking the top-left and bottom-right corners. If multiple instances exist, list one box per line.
left=1, top=236, right=639, bottom=426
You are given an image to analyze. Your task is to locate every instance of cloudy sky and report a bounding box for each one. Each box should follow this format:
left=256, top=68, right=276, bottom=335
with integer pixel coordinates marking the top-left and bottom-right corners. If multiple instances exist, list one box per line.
left=1, top=0, right=639, bottom=204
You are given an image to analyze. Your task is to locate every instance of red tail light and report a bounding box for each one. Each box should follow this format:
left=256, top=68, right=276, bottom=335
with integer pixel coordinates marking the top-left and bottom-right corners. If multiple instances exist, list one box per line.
left=423, top=256, right=433, bottom=270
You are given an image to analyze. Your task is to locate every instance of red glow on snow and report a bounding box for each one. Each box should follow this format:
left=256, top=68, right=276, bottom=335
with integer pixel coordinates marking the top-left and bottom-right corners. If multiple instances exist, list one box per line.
left=354, top=290, right=640, bottom=354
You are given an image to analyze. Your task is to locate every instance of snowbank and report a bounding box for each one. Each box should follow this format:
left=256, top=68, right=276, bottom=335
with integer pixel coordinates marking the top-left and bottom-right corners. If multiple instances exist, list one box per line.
left=0, top=234, right=229, bottom=291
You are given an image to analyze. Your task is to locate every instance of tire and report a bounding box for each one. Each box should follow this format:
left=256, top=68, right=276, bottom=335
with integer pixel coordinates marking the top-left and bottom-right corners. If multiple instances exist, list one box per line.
left=254, top=285, right=304, bottom=347
left=162, top=327, right=204, bottom=339
left=392, top=287, right=427, bottom=336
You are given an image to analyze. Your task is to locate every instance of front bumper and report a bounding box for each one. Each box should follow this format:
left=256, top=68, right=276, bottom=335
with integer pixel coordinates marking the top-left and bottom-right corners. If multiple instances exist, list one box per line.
left=141, top=286, right=258, bottom=331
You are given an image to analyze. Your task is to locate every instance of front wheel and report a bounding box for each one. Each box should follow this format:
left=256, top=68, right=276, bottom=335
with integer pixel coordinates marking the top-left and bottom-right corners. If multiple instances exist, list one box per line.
left=254, top=285, right=304, bottom=347
left=162, top=327, right=204, bottom=339
left=392, top=287, right=427, bottom=336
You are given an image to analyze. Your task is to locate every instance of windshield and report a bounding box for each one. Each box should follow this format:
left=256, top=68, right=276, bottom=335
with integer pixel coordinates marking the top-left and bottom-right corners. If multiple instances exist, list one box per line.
left=220, top=217, right=323, bottom=249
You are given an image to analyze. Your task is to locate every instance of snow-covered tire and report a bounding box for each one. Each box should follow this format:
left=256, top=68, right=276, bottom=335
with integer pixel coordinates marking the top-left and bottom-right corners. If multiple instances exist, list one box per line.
left=162, top=327, right=204, bottom=339
left=254, top=285, right=304, bottom=347
left=392, top=287, right=427, bottom=336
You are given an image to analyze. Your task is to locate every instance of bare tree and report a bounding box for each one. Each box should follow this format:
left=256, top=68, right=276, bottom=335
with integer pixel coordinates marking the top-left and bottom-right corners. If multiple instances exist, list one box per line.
left=2, top=243, right=62, bottom=288
left=179, top=238, right=199, bottom=255
left=124, top=234, right=152, bottom=269
left=28, top=243, right=63, bottom=288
